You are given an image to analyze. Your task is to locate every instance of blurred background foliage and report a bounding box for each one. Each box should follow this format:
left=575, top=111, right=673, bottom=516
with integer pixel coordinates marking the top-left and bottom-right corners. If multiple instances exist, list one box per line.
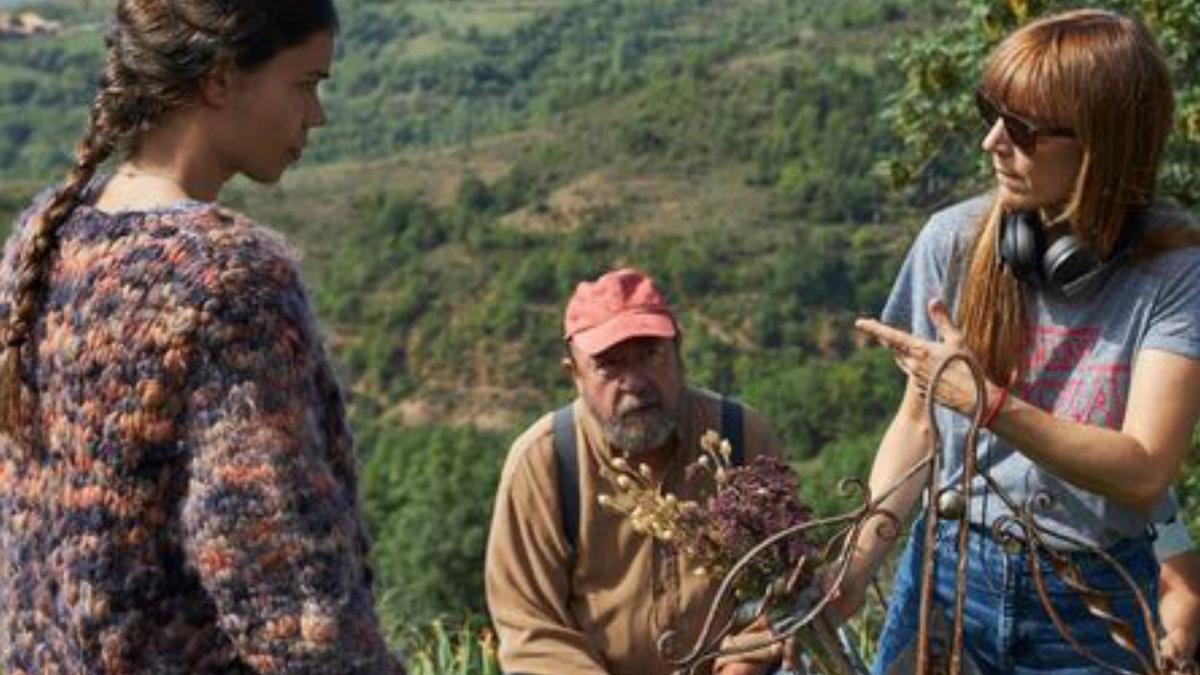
left=1, top=0, right=1198, bottom=669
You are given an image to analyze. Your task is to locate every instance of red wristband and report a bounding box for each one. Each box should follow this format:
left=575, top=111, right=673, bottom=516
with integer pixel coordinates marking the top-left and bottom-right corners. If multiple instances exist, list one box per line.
left=982, top=385, right=1009, bottom=428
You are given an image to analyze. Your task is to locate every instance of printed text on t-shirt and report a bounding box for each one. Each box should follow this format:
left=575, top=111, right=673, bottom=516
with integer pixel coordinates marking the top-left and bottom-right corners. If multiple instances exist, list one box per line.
left=1017, top=325, right=1129, bottom=429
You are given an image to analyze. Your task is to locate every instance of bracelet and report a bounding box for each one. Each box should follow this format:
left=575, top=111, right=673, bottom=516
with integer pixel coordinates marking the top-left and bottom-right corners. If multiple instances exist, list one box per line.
left=981, top=385, right=1009, bottom=428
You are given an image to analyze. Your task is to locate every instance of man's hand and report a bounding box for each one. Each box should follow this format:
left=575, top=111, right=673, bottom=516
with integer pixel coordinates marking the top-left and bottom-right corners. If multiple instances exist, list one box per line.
left=715, top=661, right=774, bottom=675
left=715, top=641, right=787, bottom=675
left=714, top=620, right=785, bottom=675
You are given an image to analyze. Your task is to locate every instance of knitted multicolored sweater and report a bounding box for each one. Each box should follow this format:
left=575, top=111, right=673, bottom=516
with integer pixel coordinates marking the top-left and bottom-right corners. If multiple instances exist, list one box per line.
left=0, top=195, right=404, bottom=674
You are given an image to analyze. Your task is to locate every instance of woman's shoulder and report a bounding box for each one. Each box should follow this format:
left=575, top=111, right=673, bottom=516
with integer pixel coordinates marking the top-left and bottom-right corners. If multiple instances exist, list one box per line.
left=1142, top=200, right=1196, bottom=229
left=903, top=193, right=993, bottom=265
left=155, top=206, right=320, bottom=350
left=2, top=185, right=59, bottom=254
left=37, top=202, right=314, bottom=327
left=924, top=193, right=993, bottom=238
left=148, top=204, right=305, bottom=295
left=166, top=204, right=296, bottom=262
left=8, top=189, right=300, bottom=278
left=1136, top=201, right=1200, bottom=269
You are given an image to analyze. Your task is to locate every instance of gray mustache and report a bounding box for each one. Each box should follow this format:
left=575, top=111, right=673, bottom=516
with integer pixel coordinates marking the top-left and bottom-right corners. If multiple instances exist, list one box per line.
left=616, top=397, right=661, bottom=417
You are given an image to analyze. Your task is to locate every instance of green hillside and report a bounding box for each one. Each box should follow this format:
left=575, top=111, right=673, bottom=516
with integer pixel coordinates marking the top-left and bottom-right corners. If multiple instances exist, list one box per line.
left=0, top=0, right=933, bottom=447
left=0, top=0, right=931, bottom=639
left=1, top=0, right=1199, bottom=660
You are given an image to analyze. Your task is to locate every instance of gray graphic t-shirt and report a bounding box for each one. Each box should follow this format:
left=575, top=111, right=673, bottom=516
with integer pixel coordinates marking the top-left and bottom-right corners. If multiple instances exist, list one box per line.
left=882, top=194, right=1200, bottom=549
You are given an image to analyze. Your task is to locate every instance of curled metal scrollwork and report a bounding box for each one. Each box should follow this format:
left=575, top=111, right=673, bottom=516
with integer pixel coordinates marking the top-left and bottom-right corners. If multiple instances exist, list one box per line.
left=661, top=349, right=1180, bottom=674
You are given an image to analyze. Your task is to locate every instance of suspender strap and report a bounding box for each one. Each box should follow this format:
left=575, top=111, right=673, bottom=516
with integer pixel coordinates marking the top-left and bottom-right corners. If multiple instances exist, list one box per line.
left=721, top=396, right=745, bottom=467
left=551, top=405, right=579, bottom=559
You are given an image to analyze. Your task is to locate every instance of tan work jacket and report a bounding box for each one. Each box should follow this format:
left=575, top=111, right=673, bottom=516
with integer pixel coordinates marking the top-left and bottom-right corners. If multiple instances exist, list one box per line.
left=485, top=387, right=783, bottom=674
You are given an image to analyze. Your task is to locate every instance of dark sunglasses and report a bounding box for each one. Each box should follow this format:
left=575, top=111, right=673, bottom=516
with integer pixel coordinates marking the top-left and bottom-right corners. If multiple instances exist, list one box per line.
left=974, top=89, right=1075, bottom=152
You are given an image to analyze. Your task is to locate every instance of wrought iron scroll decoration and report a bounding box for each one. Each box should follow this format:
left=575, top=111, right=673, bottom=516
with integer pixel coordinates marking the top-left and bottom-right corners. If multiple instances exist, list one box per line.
left=659, top=349, right=1185, bottom=675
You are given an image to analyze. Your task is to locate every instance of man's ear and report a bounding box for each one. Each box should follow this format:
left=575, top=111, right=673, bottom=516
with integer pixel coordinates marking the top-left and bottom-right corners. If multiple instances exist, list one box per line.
left=562, top=349, right=587, bottom=395
left=198, top=59, right=239, bottom=108
left=559, top=348, right=583, bottom=381
left=561, top=357, right=587, bottom=396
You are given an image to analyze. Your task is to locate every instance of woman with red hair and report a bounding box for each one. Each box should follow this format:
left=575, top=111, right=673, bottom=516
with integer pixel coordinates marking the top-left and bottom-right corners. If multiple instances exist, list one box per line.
left=843, top=9, right=1200, bottom=673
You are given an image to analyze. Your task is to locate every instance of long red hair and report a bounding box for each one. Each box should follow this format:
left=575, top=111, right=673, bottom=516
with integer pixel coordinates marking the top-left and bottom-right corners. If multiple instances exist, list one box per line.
left=958, top=9, right=1180, bottom=385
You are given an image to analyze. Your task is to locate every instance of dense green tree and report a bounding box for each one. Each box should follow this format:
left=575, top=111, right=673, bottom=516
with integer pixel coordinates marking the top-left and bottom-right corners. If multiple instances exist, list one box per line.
left=360, top=423, right=509, bottom=632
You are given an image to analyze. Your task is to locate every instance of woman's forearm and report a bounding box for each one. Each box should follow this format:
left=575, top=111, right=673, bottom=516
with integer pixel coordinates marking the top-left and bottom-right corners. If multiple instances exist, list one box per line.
left=856, top=381, right=932, bottom=575
left=833, top=381, right=931, bottom=622
left=989, top=394, right=1168, bottom=514
left=859, top=307, right=1200, bottom=515
left=988, top=349, right=1200, bottom=515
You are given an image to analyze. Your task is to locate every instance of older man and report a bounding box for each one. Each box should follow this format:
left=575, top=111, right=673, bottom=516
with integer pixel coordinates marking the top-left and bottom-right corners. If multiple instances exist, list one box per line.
left=485, top=268, right=783, bottom=675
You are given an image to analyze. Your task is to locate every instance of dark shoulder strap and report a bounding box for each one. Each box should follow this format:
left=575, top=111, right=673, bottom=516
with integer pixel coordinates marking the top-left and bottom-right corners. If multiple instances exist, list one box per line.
left=720, top=397, right=745, bottom=467
left=551, top=405, right=579, bottom=558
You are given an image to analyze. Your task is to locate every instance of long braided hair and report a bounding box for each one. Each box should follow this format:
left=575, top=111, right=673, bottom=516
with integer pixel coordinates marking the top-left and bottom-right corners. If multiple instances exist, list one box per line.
left=0, top=0, right=338, bottom=442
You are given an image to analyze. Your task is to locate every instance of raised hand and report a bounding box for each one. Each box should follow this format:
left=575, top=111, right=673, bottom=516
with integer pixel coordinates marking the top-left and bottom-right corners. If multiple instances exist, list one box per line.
left=855, top=298, right=996, bottom=417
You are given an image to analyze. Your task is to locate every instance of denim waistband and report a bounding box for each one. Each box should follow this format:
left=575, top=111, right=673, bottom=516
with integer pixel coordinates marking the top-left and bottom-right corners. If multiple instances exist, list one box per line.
left=925, top=516, right=1153, bottom=571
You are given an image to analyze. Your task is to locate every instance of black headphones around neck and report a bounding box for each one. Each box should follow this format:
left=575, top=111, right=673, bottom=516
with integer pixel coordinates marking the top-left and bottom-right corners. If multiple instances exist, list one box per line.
left=996, top=210, right=1137, bottom=301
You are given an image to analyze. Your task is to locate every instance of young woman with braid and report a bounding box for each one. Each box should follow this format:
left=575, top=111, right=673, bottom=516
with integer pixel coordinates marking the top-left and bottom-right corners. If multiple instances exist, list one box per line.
left=0, top=2, right=405, bottom=673
left=837, top=9, right=1200, bottom=674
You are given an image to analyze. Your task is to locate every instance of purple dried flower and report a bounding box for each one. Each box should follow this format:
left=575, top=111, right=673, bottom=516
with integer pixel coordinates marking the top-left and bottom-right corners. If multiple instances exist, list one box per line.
left=606, top=438, right=817, bottom=596
left=704, top=455, right=815, bottom=592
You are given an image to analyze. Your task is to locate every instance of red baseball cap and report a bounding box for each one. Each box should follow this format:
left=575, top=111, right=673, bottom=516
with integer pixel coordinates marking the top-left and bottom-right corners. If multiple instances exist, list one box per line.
left=564, top=268, right=678, bottom=356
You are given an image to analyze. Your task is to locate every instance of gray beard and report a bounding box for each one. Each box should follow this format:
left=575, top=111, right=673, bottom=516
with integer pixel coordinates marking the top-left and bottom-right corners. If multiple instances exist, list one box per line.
left=601, top=406, right=678, bottom=458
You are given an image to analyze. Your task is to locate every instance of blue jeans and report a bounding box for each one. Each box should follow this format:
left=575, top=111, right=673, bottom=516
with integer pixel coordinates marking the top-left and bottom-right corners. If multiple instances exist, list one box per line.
left=872, top=515, right=1159, bottom=674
